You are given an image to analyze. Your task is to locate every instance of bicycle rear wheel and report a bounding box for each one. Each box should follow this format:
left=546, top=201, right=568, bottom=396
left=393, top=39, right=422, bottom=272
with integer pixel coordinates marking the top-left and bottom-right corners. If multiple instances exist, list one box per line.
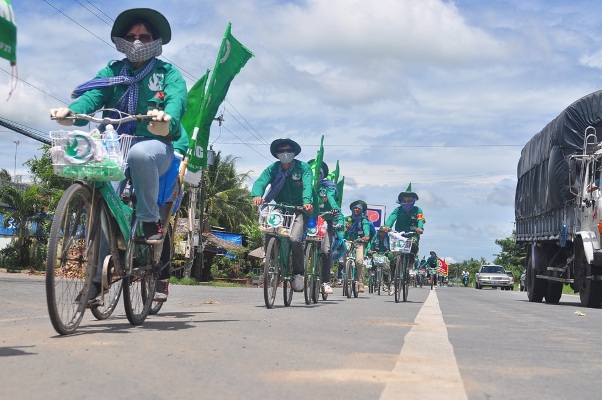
left=377, top=266, right=382, bottom=296
left=91, top=255, right=123, bottom=320
left=283, top=247, right=294, bottom=306
left=123, top=218, right=156, bottom=325
left=46, top=183, right=99, bottom=335
left=150, top=224, right=173, bottom=315
left=263, top=237, right=280, bottom=309
left=388, top=261, right=396, bottom=296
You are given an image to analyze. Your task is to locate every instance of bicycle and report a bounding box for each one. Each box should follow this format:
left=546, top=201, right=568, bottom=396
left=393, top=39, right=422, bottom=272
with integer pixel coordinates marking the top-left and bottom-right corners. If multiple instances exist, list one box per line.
left=428, top=267, right=437, bottom=290
left=367, top=251, right=387, bottom=295
left=341, top=238, right=365, bottom=299
left=304, top=211, right=337, bottom=303
left=388, top=231, right=415, bottom=303
left=45, top=111, right=182, bottom=335
left=259, top=203, right=306, bottom=308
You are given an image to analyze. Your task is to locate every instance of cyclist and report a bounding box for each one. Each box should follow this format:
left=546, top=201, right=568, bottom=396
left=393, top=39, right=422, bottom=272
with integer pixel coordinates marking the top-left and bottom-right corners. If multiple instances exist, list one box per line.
left=462, top=268, right=470, bottom=286
left=426, top=251, right=438, bottom=289
left=367, top=226, right=393, bottom=291
left=383, top=184, right=424, bottom=282
left=344, top=200, right=374, bottom=293
left=51, top=8, right=187, bottom=303
left=251, top=138, right=315, bottom=292
left=309, top=159, right=344, bottom=295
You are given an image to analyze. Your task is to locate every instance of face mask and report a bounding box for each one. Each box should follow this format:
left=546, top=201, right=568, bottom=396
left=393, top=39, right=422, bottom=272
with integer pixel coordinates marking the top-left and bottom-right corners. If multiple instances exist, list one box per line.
left=113, top=37, right=163, bottom=63
left=277, top=152, right=295, bottom=164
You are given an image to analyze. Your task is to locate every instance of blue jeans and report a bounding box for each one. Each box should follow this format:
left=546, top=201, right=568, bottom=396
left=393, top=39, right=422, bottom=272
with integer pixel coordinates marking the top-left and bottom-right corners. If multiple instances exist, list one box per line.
left=127, top=138, right=174, bottom=222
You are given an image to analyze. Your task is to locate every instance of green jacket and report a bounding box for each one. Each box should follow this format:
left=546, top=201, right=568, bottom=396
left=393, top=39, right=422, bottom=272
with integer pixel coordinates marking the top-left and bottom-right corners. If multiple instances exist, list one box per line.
left=385, top=205, right=425, bottom=242
left=317, top=183, right=344, bottom=224
left=344, top=214, right=372, bottom=241
left=251, top=160, right=314, bottom=206
left=69, top=58, right=187, bottom=143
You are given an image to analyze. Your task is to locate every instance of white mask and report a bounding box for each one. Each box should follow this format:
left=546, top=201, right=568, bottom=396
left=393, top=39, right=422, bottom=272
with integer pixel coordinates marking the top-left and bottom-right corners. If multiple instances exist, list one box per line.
left=277, top=152, right=295, bottom=164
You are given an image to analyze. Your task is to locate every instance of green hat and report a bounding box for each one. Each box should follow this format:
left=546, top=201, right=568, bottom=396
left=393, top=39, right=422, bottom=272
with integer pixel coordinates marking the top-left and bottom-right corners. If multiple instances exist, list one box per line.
left=307, top=159, right=329, bottom=178
left=378, top=226, right=387, bottom=232
left=270, top=138, right=301, bottom=158
left=349, top=200, right=367, bottom=212
left=111, top=8, right=172, bottom=44
left=397, top=183, right=419, bottom=202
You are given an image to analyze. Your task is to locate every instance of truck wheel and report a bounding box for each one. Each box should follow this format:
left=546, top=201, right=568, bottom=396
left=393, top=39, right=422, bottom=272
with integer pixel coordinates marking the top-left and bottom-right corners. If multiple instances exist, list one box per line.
left=545, top=282, right=562, bottom=304
left=526, top=246, right=546, bottom=303
left=575, top=239, right=602, bottom=308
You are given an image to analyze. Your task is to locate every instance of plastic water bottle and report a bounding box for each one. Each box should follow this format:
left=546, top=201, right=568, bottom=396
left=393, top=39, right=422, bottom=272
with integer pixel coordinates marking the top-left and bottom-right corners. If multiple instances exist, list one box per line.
left=104, top=124, right=121, bottom=165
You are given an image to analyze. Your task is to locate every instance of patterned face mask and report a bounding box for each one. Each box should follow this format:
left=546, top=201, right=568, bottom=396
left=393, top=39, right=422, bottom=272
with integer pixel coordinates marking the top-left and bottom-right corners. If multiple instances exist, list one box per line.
left=277, top=152, right=295, bottom=164
left=113, top=37, right=162, bottom=63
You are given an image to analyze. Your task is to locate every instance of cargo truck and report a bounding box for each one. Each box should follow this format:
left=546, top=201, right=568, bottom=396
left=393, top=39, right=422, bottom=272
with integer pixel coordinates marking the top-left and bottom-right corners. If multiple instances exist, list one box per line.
left=515, top=90, right=602, bottom=307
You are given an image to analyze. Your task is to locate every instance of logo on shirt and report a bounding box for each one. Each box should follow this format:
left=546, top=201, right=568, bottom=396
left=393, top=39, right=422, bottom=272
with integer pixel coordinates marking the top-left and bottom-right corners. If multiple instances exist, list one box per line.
left=148, top=73, right=164, bottom=91
left=292, top=173, right=301, bottom=180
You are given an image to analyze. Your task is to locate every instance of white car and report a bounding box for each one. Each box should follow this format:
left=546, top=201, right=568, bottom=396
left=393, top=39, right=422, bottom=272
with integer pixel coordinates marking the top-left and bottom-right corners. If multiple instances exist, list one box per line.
left=475, top=265, right=513, bottom=290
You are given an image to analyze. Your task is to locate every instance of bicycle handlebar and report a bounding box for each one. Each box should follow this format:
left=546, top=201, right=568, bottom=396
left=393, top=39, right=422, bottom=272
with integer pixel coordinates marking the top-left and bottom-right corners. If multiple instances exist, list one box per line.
left=51, top=113, right=153, bottom=125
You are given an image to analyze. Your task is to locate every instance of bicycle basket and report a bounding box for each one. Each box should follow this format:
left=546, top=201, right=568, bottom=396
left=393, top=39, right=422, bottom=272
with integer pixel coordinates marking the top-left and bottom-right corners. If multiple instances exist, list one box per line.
left=389, top=234, right=413, bottom=254
left=258, top=205, right=295, bottom=237
left=49, top=131, right=134, bottom=181
left=306, top=215, right=326, bottom=241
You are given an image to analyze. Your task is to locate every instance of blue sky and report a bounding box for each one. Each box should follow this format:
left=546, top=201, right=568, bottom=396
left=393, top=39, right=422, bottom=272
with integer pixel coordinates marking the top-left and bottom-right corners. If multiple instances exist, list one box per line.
left=2, top=0, right=602, bottom=264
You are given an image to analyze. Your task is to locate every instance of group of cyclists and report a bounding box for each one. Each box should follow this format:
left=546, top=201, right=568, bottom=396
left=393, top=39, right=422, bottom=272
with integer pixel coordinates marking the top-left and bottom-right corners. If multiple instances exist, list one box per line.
left=252, top=137, right=442, bottom=296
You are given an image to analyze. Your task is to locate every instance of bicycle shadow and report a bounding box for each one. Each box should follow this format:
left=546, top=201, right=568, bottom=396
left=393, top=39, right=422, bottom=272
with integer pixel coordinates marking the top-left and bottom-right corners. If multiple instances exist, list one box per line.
left=50, top=311, right=238, bottom=336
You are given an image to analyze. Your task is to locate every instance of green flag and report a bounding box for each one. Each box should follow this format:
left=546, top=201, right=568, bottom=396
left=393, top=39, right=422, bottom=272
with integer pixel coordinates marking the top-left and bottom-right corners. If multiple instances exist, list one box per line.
left=181, top=69, right=209, bottom=137
left=0, top=0, right=17, bottom=64
left=336, top=176, right=345, bottom=208
left=308, top=135, right=325, bottom=191
left=183, top=22, right=253, bottom=184
left=327, top=160, right=339, bottom=184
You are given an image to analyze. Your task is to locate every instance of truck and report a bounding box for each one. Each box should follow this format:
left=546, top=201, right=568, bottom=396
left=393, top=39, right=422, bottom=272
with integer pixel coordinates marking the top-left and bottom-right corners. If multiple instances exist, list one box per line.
left=515, top=89, right=602, bottom=308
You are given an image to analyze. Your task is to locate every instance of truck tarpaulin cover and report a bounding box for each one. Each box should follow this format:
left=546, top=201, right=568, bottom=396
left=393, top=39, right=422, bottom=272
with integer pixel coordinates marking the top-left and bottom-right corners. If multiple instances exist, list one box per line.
left=516, top=90, right=602, bottom=220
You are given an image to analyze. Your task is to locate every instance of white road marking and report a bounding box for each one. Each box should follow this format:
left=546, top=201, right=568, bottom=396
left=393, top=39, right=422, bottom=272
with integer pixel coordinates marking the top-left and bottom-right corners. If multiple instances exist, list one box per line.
left=380, top=289, right=467, bottom=400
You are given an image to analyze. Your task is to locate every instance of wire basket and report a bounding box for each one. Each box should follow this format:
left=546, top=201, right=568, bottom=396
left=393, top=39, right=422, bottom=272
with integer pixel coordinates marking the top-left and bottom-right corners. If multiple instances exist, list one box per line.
left=389, top=234, right=413, bottom=254
left=49, top=130, right=134, bottom=181
left=258, top=205, right=295, bottom=237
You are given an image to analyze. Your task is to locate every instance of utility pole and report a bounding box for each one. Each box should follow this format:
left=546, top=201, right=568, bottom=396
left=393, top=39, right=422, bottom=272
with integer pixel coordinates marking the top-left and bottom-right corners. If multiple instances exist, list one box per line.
left=12, top=140, right=19, bottom=179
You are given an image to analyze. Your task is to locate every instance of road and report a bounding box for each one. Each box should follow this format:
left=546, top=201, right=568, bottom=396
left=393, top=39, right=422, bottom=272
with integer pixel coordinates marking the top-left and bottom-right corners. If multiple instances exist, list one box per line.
left=2, top=272, right=601, bottom=400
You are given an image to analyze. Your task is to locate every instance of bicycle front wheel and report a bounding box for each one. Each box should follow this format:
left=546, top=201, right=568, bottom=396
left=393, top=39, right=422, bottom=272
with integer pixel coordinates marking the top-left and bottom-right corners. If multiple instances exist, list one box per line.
left=263, top=237, right=280, bottom=309
left=394, top=258, right=402, bottom=303
left=402, top=257, right=411, bottom=302
left=46, top=183, right=101, bottom=335
left=123, top=218, right=156, bottom=325
left=304, top=242, right=315, bottom=305
left=377, top=266, right=382, bottom=296
left=345, top=259, right=353, bottom=299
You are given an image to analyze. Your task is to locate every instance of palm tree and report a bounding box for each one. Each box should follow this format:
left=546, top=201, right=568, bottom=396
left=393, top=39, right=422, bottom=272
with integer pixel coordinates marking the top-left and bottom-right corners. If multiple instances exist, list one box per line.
left=0, top=168, right=11, bottom=182
left=0, top=185, right=47, bottom=267
left=202, top=151, right=254, bottom=232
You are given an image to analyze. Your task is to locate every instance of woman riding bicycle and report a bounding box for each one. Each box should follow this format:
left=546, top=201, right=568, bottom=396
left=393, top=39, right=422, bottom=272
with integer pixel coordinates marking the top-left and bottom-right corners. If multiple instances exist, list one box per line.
left=382, top=184, right=425, bottom=282
left=344, top=200, right=374, bottom=293
left=367, top=226, right=394, bottom=290
left=309, top=159, right=344, bottom=295
left=50, top=8, right=188, bottom=302
left=251, top=138, right=315, bottom=292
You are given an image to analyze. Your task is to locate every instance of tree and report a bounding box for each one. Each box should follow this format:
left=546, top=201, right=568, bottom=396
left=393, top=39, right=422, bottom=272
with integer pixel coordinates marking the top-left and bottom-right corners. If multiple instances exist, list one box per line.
left=0, top=168, right=11, bottom=182
left=202, top=151, right=254, bottom=232
left=0, top=185, right=47, bottom=267
left=493, top=230, right=527, bottom=278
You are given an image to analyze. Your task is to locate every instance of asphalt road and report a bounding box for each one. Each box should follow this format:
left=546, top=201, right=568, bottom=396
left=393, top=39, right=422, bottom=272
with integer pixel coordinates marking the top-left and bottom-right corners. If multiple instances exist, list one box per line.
left=2, top=272, right=601, bottom=400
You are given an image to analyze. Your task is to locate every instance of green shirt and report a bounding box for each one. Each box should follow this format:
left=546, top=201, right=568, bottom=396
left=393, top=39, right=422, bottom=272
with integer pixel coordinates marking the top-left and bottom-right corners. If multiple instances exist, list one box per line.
left=69, top=58, right=187, bottom=142
left=385, top=205, right=425, bottom=242
left=251, top=160, right=314, bottom=206
left=317, top=183, right=344, bottom=224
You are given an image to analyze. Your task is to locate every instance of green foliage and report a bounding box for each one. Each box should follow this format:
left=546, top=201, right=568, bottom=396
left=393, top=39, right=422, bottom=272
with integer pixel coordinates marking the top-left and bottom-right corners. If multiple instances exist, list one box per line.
left=239, top=221, right=262, bottom=251
left=493, top=230, right=527, bottom=279
left=169, top=276, right=197, bottom=285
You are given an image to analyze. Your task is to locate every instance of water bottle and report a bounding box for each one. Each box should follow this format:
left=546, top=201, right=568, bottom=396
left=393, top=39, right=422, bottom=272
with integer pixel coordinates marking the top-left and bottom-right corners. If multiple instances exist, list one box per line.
left=104, top=124, right=121, bottom=165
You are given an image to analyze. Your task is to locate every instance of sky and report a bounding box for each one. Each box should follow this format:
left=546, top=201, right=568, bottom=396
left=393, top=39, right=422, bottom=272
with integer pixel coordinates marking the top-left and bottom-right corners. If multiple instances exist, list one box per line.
left=2, top=0, right=602, bottom=265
